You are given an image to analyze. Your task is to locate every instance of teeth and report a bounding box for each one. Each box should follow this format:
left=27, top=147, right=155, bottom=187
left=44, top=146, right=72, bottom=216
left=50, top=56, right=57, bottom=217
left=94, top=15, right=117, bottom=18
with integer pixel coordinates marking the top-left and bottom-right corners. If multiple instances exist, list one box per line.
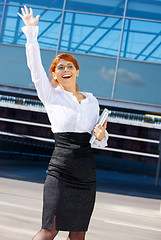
left=63, top=75, right=71, bottom=78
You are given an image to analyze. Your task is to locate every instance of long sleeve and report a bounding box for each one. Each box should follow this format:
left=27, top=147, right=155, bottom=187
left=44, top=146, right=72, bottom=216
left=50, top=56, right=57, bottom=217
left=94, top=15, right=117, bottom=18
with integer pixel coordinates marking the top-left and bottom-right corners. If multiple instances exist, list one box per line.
left=22, top=26, right=55, bottom=105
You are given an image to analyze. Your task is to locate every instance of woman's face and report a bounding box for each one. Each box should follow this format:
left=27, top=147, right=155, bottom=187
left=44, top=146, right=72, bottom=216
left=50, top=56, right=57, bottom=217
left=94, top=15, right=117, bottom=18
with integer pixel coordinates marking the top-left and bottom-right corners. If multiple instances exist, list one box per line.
left=53, top=59, right=79, bottom=89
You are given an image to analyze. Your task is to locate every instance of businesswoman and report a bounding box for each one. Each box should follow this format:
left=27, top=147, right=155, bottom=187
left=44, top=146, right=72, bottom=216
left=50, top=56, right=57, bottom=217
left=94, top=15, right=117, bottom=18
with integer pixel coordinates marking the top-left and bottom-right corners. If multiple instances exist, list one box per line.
left=18, top=6, right=108, bottom=240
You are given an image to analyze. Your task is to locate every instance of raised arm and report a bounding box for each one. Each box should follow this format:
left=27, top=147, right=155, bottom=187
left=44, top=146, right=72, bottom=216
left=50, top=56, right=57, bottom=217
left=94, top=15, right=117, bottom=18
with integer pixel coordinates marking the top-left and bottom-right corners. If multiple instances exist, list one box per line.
left=17, top=6, right=55, bottom=105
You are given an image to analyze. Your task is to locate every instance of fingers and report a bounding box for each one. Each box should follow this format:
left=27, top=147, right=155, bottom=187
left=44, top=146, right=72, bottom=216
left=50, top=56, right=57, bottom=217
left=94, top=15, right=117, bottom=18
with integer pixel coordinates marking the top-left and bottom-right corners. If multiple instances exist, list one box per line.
left=24, top=5, right=29, bottom=14
left=17, top=12, right=23, bottom=19
left=36, top=15, right=40, bottom=21
left=30, top=7, right=33, bottom=16
left=93, top=122, right=107, bottom=134
left=93, top=125, right=102, bottom=135
left=95, top=124, right=104, bottom=130
left=18, top=6, right=30, bottom=17
left=21, top=7, right=26, bottom=16
left=17, top=6, right=37, bottom=23
left=96, top=120, right=107, bottom=130
left=92, top=130, right=97, bottom=138
left=93, top=126, right=105, bottom=141
left=93, top=120, right=108, bottom=141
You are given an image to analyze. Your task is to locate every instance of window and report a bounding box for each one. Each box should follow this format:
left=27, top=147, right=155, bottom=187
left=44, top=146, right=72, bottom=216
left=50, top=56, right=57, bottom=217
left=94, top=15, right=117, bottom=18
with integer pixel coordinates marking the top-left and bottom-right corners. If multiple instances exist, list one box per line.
left=65, top=0, right=126, bottom=16
left=120, top=19, right=161, bottom=63
left=60, top=12, right=122, bottom=57
left=113, top=59, right=161, bottom=105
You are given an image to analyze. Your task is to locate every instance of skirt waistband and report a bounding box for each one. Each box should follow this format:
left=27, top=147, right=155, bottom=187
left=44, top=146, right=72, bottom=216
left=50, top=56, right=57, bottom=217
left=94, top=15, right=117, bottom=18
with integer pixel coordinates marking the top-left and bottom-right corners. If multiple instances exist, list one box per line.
left=54, top=132, right=91, bottom=148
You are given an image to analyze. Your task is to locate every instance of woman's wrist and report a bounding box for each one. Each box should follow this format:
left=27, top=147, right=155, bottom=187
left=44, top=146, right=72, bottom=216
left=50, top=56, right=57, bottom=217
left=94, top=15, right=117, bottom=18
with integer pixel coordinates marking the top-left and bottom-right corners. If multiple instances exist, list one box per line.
left=22, top=25, right=39, bottom=42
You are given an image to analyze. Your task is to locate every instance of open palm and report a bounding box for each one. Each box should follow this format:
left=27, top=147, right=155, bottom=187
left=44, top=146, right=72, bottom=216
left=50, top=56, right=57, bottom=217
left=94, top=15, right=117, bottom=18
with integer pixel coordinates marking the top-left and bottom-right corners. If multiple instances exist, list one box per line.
left=17, top=5, right=40, bottom=26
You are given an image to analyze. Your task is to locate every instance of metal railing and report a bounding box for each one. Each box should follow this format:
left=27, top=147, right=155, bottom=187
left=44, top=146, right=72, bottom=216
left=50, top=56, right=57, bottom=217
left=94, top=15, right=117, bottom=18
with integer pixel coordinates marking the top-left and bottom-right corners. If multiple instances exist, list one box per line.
left=1, top=94, right=161, bottom=125
left=0, top=94, right=44, bottom=107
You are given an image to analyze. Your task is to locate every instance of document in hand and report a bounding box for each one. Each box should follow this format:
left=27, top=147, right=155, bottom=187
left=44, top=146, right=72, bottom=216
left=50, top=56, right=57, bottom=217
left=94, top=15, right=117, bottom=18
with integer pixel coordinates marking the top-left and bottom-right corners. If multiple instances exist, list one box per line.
left=89, top=108, right=110, bottom=145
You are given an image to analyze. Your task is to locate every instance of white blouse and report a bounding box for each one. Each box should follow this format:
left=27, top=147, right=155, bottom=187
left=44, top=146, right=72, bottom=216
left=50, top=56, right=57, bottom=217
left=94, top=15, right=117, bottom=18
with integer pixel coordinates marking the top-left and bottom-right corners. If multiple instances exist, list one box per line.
left=22, top=26, right=108, bottom=148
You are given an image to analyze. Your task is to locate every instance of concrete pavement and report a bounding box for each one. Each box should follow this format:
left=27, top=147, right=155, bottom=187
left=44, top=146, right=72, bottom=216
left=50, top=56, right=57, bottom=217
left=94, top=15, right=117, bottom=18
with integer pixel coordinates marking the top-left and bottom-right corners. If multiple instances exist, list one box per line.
left=0, top=164, right=161, bottom=240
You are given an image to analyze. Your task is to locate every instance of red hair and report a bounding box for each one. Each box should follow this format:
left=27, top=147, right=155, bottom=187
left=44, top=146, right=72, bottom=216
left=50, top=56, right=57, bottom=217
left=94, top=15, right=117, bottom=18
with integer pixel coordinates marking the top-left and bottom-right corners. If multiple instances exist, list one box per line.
left=49, top=53, right=79, bottom=92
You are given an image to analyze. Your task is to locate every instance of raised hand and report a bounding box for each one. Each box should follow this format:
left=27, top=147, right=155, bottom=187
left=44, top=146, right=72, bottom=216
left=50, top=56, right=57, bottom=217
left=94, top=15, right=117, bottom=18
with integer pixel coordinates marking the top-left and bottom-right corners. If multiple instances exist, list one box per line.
left=17, top=5, right=40, bottom=26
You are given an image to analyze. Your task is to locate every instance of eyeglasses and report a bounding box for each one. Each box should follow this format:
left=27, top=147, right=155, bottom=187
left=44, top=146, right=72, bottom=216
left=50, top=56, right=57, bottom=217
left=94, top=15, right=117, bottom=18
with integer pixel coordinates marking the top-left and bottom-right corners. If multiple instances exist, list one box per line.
left=56, top=64, right=75, bottom=71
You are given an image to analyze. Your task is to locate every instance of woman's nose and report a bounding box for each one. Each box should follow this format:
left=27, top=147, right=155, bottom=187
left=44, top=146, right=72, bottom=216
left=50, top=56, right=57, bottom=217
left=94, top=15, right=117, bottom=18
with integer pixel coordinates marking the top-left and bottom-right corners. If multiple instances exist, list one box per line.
left=64, top=66, right=70, bottom=71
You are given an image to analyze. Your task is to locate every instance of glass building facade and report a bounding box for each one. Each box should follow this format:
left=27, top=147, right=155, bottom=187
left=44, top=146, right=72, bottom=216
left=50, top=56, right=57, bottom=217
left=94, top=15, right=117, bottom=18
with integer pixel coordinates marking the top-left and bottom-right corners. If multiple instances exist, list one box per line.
left=0, top=0, right=161, bottom=110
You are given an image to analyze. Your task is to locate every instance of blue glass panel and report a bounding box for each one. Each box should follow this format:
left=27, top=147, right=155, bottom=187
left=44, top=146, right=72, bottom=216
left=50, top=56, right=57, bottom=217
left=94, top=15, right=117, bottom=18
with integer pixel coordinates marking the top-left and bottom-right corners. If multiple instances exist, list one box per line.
left=1, top=5, right=62, bottom=50
left=113, top=59, right=161, bottom=106
left=0, top=44, right=35, bottom=88
left=60, top=12, right=122, bottom=57
left=126, top=0, right=161, bottom=21
left=0, top=5, right=3, bottom=26
left=58, top=51, right=116, bottom=98
left=120, top=19, right=161, bottom=63
left=66, top=0, right=125, bottom=16
left=6, top=0, right=64, bottom=9
left=0, top=44, right=56, bottom=88
left=0, top=43, right=115, bottom=97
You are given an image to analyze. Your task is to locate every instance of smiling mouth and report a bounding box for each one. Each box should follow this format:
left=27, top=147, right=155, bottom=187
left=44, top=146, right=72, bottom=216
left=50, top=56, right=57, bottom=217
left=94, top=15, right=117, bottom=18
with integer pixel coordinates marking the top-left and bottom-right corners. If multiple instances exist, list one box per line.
left=62, top=74, right=72, bottom=79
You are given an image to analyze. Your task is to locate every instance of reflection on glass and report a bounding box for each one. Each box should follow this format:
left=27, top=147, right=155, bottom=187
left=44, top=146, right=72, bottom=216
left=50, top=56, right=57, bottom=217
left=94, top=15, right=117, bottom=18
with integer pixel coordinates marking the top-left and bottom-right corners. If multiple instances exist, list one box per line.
left=126, top=0, right=161, bottom=21
left=1, top=5, right=62, bottom=50
left=58, top=51, right=116, bottom=98
left=113, top=59, right=161, bottom=105
left=120, top=19, right=161, bottom=63
left=66, top=0, right=125, bottom=16
left=6, top=0, right=64, bottom=9
left=0, top=41, right=115, bottom=98
left=60, top=12, right=122, bottom=57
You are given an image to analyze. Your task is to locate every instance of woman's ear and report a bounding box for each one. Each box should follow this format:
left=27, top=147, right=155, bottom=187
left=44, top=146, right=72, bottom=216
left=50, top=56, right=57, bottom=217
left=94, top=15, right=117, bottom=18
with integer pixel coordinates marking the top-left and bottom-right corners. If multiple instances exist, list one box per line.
left=76, top=70, right=79, bottom=78
left=52, top=72, right=57, bottom=79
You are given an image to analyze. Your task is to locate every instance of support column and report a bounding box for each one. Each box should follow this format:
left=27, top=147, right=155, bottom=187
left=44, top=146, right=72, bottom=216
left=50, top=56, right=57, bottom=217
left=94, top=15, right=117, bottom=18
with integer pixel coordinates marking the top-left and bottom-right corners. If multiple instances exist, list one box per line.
left=155, top=130, right=161, bottom=186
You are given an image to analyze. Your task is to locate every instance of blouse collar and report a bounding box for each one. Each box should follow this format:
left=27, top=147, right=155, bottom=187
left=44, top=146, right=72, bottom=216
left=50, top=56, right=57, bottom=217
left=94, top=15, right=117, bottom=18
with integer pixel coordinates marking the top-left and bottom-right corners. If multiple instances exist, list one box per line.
left=55, top=86, right=92, bottom=104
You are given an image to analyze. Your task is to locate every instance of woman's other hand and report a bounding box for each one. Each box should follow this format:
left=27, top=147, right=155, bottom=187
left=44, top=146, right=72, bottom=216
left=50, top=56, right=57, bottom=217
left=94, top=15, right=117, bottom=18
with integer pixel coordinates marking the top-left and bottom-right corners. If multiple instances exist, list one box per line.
left=17, top=5, right=40, bottom=26
left=93, top=120, right=107, bottom=141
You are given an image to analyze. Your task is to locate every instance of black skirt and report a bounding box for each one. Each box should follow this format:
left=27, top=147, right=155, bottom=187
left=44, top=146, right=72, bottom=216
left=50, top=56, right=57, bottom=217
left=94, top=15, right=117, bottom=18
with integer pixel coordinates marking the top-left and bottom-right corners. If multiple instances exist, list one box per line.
left=42, top=132, right=96, bottom=232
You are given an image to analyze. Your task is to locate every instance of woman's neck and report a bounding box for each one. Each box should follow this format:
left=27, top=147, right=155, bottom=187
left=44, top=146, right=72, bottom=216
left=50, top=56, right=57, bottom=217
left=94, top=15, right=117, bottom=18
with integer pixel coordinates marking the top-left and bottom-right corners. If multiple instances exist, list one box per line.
left=59, top=84, right=78, bottom=96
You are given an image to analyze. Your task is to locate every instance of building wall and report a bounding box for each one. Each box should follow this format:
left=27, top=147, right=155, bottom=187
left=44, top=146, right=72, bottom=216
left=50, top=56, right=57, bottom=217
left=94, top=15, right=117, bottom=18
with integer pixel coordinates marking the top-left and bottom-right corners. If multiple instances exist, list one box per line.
left=0, top=0, right=161, bottom=110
